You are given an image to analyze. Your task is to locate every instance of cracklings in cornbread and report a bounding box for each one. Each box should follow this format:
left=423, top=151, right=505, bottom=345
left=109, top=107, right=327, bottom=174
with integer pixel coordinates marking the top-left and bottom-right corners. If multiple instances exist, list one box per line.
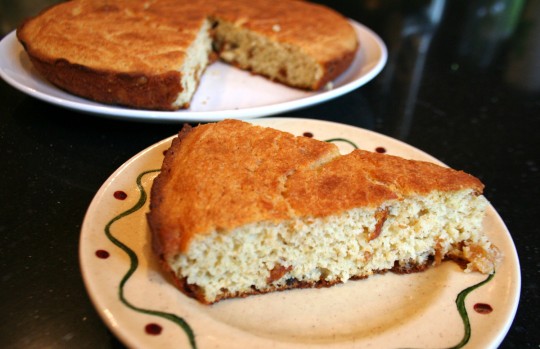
left=147, top=120, right=501, bottom=304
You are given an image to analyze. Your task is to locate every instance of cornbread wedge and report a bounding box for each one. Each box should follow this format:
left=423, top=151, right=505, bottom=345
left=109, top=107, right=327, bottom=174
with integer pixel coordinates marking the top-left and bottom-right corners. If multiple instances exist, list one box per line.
left=16, top=0, right=358, bottom=110
left=147, top=120, right=501, bottom=304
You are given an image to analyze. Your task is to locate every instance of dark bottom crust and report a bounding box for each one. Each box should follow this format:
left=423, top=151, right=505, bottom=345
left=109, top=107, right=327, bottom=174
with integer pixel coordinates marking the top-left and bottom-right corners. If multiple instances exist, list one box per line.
left=25, top=55, right=184, bottom=111
left=313, top=49, right=357, bottom=90
left=172, top=256, right=465, bottom=305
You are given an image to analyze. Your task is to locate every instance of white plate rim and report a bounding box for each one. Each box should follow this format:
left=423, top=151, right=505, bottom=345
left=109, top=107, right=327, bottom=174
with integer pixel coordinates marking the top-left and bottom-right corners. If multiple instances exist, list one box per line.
left=0, top=20, right=387, bottom=123
left=79, top=117, right=521, bottom=349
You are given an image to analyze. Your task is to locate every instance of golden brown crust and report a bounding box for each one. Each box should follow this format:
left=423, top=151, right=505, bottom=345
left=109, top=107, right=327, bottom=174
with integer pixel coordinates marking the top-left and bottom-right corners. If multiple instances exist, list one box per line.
left=285, top=149, right=484, bottom=217
left=349, top=150, right=484, bottom=194
left=17, top=0, right=358, bottom=110
left=17, top=0, right=207, bottom=74
left=147, top=119, right=340, bottom=256
left=17, top=0, right=209, bottom=110
left=148, top=120, right=485, bottom=260
left=148, top=124, right=194, bottom=256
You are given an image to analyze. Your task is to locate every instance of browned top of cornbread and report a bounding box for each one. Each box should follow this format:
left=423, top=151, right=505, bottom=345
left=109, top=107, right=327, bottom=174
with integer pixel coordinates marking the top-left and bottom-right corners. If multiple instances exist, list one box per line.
left=16, top=0, right=211, bottom=110
left=286, top=149, right=484, bottom=217
left=148, top=120, right=484, bottom=256
left=17, top=0, right=207, bottom=75
left=18, top=0, right=357, bottom=74
left=148, top=119, right=340, bottom=255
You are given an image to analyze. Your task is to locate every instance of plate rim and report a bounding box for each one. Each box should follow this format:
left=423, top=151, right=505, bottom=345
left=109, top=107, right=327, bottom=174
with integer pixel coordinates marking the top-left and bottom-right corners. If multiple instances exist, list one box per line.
left=0, top=20, right=387, bottom=123
left=79, top=117, right=521, bottom=349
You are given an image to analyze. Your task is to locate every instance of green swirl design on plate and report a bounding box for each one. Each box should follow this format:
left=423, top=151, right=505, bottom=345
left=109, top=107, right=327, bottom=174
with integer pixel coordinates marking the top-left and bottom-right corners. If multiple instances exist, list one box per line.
left=451, top=272, right=495, bottom=349
left=325, top=137, right=359, bottom=149
left=104, top=169, right=197, bottom=349
left=400, top=272, right=495, bottom=349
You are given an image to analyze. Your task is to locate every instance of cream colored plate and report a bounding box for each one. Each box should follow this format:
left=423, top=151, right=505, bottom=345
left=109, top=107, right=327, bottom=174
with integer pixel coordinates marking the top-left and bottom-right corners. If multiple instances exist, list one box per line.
left=80, top=118, right=520, bottom=349
left=0, top=20, right=386, bottom=122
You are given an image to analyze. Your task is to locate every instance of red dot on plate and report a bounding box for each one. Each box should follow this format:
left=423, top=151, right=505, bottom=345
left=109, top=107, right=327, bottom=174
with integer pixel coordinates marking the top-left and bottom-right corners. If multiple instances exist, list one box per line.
left=303, top=132, right=314, bottom=138
left=145, top=323, right=163, bottom=335
left=114, top=191, right=128, bottom=200
left=474, top=303, right=493, bottom=314
left=95, top=250, right=110, bottom=259
left=375, top=147, right=387, bottom=153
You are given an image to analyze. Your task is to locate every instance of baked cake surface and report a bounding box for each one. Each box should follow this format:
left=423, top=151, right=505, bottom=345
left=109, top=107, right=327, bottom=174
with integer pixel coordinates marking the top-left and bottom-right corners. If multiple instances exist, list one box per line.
left=147, top=120, right=501, bottom=304
left=17, top=0, right=212, bottom=110
left=16, top=0, right=358, bottom=110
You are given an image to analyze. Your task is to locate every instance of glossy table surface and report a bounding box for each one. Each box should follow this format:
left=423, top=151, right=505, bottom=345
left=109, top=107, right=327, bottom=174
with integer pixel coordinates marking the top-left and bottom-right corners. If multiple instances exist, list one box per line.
left=1, top=1, right=538, bottom=348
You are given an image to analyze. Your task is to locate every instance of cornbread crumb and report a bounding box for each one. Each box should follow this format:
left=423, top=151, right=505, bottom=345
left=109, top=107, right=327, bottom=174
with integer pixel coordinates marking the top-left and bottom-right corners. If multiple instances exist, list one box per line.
left=148, top=120, right=501, bottom=304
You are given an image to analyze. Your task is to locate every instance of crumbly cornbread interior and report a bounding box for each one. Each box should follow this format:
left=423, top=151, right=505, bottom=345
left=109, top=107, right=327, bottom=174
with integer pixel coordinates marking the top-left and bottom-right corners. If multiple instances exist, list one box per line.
left=148, top=120, right=501, bottom=304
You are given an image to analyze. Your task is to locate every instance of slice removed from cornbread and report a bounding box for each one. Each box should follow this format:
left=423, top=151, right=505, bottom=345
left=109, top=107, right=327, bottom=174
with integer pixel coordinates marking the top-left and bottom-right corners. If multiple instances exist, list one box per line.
left=147, top=119, right=501, bottom=304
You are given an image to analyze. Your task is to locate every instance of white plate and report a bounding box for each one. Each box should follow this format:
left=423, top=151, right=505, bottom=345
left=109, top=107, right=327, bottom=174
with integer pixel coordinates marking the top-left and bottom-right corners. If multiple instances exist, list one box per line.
left=0, top=21, right=386, bottom=123
left=80, top=118, right=520, bottom=349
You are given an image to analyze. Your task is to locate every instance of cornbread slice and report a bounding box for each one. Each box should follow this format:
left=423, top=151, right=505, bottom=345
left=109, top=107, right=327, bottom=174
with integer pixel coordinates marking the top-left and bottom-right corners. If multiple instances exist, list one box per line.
left=16, top=0, right=358, bottom=110
left=147, top=120, right=501, bottom=304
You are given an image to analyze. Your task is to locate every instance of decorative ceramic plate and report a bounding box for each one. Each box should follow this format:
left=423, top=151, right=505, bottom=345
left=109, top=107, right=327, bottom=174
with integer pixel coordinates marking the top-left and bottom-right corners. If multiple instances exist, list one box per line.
left=0, top=21, right=386, bottom=123
left=80, top=118, right=520, bottom=349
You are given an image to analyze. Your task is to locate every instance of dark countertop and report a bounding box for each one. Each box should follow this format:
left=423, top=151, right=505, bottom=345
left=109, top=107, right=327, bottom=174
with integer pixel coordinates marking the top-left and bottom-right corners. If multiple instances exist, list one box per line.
left=1, top=1, right=538, bottom=348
